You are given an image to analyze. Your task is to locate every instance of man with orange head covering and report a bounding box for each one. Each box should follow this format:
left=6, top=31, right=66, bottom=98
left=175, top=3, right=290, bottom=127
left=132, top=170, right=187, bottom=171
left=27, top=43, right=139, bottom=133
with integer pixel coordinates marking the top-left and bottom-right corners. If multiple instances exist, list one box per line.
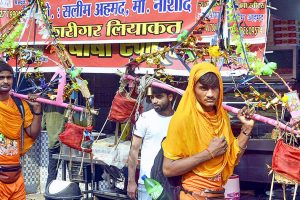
left=0, top=60, right=42, bottom=199
left=162, top=62, right=255, bottom=199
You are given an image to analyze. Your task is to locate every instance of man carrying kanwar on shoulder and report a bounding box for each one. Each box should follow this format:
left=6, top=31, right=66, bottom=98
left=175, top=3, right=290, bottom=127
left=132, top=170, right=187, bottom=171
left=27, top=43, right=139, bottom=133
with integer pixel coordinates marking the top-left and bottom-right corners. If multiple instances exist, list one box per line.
left=0, top=60, right=42, bottom=199
left=162, top=62, right=255, bottom=200
left=127, top=86, right=174, bottom=200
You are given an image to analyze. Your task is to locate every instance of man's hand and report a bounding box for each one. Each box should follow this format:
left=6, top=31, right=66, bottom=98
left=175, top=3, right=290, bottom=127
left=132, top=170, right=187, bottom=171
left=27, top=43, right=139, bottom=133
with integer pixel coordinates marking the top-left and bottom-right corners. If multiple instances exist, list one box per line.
left=207, top=136, right=228, bottom=158
left=127, top=135, right=142, bottom=199
left=237, top=106, right=255, bottom=127
left=24, top=94, right=43, bottom=139
left=127, top=180, right=137, bottom=200
left=26, top=94, right=42, bottom=114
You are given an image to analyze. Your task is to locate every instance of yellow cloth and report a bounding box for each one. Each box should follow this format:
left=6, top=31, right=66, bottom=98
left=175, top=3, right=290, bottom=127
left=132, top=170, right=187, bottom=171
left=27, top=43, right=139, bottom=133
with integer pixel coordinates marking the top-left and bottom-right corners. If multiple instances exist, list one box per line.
left=0, top=96, right=34, bottom=162
left=162, top=62, right=240, bottom=186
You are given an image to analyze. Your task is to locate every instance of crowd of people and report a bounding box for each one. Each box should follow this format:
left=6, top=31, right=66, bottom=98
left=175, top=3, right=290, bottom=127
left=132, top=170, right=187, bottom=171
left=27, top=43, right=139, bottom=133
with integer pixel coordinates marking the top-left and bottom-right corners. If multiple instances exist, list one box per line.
left=0, top=60, right=257, bottom=200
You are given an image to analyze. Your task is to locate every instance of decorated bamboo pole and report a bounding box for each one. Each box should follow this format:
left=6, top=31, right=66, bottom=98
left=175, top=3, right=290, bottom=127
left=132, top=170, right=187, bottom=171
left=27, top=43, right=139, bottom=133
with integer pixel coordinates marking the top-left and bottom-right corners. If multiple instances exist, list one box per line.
left=222, top=104, right=298, bottom=135
left=123, top=75, right=299, bottom=134
left=11, top=92, right=99, bottom=115
left=123, top=74, right=184, bottom=95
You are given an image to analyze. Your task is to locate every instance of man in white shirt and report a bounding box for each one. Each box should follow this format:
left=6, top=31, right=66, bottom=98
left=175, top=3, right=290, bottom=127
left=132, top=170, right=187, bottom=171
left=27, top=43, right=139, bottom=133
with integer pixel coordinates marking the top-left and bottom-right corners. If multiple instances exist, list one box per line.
left=127, top=86, right=174, bottom=200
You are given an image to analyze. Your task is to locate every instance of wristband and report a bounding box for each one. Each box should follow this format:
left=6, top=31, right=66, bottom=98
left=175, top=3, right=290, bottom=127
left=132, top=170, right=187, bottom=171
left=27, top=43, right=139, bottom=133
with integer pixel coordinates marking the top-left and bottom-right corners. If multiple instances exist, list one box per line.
left=242, top=131, right=251, bottom=137
left=239, top=144, right=247, bottom=150
left=241, top=128, right=251, bottom=137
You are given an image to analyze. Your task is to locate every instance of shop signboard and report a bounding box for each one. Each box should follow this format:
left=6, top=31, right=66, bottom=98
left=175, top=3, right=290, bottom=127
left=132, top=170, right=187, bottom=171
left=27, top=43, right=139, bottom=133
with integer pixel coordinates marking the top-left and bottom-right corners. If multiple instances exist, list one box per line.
left=0, top=0, right=267, bottom=75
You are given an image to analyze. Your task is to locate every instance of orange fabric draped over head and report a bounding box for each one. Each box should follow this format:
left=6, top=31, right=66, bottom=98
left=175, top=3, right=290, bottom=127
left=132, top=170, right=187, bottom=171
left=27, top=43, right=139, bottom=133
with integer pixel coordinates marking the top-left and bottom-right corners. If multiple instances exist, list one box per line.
left=162, top=62, right=240, bottom=184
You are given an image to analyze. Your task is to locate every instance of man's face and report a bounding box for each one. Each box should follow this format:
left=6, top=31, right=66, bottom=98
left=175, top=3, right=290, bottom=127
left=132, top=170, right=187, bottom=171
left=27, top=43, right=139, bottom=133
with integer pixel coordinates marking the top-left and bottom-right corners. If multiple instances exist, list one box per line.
left=0, top=71, right=13, bottom=93
left=150, top=93, right=172, bottom=113
left=194, top=81, right=220, bottom=112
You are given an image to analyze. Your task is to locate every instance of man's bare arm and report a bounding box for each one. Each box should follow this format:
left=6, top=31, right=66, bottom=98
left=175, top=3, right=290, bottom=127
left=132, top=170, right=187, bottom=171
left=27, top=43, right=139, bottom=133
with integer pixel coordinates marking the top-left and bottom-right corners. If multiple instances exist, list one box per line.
left=128, top=135, right=143, bottom=182
left=25, top=115, right=42, bottom=139
left=127, top=134, right=143, bottom=200
left=236, top=106, right=255, bottom=161
left=25, top=95, right=42, bottom=139
left=163, top=151, right=210, bottom=177
left=163, top=137, right=228, bottom=177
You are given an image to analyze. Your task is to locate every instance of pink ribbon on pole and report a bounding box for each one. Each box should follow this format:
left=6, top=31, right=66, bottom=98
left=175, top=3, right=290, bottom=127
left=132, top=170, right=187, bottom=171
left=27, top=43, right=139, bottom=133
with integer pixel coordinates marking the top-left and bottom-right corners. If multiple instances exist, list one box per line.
left=222, top=104, right=299, bottom=135
left=11, top=92, right=97, bottom=115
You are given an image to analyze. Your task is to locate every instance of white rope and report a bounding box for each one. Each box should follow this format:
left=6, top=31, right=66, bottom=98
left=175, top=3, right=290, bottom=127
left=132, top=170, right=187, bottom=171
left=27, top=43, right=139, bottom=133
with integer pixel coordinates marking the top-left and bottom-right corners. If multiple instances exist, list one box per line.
left=95, top=117, right=109, bottom=142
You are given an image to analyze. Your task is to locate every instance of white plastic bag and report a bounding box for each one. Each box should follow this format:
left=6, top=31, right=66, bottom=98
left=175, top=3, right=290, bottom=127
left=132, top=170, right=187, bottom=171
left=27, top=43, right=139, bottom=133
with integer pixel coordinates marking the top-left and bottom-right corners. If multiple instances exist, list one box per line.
left=92, top=136, right=130, bottom=169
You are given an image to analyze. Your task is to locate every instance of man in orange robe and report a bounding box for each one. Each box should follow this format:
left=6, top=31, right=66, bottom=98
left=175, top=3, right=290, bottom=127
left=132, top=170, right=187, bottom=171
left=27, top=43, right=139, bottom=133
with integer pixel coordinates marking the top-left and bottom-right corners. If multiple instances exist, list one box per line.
left=162, top=62, right=255, bottom=199
left=0, top=61, right=42, bottom=200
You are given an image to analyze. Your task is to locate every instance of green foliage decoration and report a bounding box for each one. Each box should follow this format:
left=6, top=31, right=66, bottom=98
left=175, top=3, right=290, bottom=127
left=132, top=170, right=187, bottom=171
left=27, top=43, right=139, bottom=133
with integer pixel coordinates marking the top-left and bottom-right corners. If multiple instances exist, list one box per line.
left=0, top=22, right=24, bottom=53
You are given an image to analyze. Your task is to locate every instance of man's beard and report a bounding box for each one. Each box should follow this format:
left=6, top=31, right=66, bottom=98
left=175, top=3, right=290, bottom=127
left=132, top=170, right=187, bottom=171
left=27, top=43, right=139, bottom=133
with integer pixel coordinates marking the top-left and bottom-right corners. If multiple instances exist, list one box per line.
left=154, top=103, right=169, bottom=113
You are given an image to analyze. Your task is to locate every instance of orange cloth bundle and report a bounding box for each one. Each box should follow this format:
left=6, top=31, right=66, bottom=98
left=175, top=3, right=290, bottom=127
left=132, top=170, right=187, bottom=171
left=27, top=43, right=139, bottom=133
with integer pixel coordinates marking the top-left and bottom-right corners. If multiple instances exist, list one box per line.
left=272, top=139, right=300, bottom=183
left=108, top=91, right=142, bottom=123
left=59, top=123, right=93, bottom=153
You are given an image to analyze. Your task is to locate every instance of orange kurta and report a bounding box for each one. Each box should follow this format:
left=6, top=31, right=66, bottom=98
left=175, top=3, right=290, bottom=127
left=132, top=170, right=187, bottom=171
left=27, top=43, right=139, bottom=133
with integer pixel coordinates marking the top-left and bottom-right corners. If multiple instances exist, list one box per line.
left=0, top=96, right=34, bottom=165
left=162, top=63, right=241, bottom=198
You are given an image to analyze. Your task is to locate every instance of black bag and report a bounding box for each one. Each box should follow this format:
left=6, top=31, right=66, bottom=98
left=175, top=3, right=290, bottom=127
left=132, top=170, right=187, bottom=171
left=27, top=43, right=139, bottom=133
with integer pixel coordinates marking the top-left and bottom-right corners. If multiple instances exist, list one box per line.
left=0, top=165, right=22, bottom=184
left=150, top=146, right=182, bottom=200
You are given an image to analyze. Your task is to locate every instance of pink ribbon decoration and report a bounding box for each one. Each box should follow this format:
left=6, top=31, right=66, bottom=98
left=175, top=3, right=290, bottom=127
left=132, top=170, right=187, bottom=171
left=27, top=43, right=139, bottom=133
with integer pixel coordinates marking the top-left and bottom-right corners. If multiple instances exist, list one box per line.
left=11, top=92, right=98, bottom=115
left=50, top=68, right=66, bottom=104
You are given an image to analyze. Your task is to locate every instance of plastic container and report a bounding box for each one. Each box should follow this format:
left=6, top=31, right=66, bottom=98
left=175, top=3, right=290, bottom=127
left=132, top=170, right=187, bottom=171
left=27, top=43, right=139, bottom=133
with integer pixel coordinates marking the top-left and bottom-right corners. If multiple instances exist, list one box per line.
left=141, top=175, right=163, bottom=200
left=224, top=174, right=240, bottom=200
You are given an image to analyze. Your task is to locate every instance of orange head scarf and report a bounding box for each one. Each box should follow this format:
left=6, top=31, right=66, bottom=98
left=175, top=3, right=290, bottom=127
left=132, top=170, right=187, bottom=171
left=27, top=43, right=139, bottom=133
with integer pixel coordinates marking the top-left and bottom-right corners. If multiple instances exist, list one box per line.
left=162, top=62, right=240, bottom=184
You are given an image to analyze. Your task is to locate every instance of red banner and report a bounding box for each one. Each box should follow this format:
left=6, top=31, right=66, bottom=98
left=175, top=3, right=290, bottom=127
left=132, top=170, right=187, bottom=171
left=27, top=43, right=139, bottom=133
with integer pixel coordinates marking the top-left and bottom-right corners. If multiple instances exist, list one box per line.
left=6, top=42, right=265, bottom=76
left=0, top=0, right=267, bottom=44
left=1, top=0, right=267, bottom=76
left=197, top=0, right=267, bottom=43
left=0, top=0, right=198, bottom=44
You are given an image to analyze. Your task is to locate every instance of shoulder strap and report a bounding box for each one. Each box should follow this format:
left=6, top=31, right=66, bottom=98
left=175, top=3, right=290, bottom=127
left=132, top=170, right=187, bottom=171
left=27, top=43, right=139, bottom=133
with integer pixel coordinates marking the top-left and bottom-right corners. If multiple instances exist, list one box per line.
left=11, top=96, right=25, bottom=163
left=150, top=137, right=166, bottom=179
left=11, top=96, right=24, bottom=118
left=150, top=137, right=182, bottom=200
